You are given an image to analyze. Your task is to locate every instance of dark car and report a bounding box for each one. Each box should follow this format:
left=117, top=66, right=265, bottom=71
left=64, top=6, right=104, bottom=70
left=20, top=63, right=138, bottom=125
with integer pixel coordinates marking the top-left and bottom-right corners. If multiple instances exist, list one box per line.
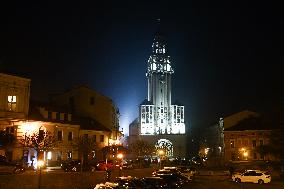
left=61, top=160, right=81, bottom=172
left=114, top=176, right=146, bottom=189
left=141, top=177, right=169, bottom=188
left=0, top=156, right=25, bottom=174
left=158, top=174, right=187, bottom=188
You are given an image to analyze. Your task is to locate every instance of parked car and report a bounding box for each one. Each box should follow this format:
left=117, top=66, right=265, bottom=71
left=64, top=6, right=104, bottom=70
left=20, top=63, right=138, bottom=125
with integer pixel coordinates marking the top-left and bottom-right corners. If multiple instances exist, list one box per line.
left=61, top=160, right=81, bottom=172
left=96, top=160, right=118, bottom=171
left=94, top=182, right=118, bottom=189
left=114, top=176, right=146, bottom=188
left=159, top=174, right=188, bottom=188
left=0, top=156, right=25, bottom=174
left=141, top=177, right=169, bottom=188
left=232, top=170, right=271, bottom=184
left=179, top=169, right=195, bottom=181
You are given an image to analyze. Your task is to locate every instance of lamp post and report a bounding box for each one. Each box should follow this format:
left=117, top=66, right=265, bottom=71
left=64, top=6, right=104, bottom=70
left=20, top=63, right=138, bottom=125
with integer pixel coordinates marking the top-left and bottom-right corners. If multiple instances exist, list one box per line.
left=117, top=153, right=123, bottom=177
left=158, top=150, right=164, bottom=169
left=37, top=160, right=44, bottom=189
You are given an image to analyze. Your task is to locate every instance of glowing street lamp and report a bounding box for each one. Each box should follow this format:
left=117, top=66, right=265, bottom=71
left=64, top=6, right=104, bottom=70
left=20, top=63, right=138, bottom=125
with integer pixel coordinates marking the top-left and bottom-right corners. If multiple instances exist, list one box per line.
left=117, top=153, right=123, bottom=177
left=158, top=150, right=164, bottom=156
left=117, top=153, right=123, bottom=159
left=158, top=150, right=164, bottom=169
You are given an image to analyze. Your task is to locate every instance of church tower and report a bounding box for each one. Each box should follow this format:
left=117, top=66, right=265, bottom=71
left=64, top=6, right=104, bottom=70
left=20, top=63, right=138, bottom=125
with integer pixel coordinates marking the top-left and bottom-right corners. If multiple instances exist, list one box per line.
left=132, top=22, right=187, bottom=157
left=140, top=26, right=185, bottom=136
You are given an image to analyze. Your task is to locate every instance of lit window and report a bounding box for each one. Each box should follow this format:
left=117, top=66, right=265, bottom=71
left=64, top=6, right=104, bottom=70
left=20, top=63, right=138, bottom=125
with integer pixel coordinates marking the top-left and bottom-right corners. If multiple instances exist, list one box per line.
left=7, top=95, right=17, bottom=111
left=67, top=151, right=72, bottom=159
left=230, top=141, right=235, bottom=148
left=47, top=152, right=52, bottom=160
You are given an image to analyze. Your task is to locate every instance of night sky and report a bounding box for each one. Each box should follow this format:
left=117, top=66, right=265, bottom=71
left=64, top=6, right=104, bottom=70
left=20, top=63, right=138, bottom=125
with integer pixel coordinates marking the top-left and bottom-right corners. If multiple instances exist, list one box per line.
left=1, top=1, right=283, bottom=137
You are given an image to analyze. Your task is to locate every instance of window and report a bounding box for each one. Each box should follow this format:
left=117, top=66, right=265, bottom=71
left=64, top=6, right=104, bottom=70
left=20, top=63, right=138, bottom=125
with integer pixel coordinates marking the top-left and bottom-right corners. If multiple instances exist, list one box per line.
left=56, top=112, right=60, bottom=120
left=48, top=111, right=52, bottom=119
left=260, top=153, right=264, bottom=160
left=57, top=151, right=62, bottom=161
left=58, top=131, right=63, bottom=141
left=67, top=151, right=72, bottom=159
left=253, top=153, right=257, bottom=159
left=230, top=141, right=235, bottom=148
left=231, top=152, right=236, bottom=161
left=64, top=113, right=68, bottom=121
left=83, top=134, right=88, bottom=143
left=7, top=95, right=17, bottom=111
left=93, top=135, right=97, bottom=142
left=90, top=97, right=95, bottom=105
left=100, top=135, right=104, bottom=142
left=68, top=132, right=73, bottom=141
left=252, top=140, right=256, bottom=148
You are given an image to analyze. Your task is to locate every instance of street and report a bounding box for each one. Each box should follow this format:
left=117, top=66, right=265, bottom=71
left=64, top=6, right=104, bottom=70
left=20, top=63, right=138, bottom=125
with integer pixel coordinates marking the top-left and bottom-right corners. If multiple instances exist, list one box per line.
left=1, top=168, right=284, bottom=189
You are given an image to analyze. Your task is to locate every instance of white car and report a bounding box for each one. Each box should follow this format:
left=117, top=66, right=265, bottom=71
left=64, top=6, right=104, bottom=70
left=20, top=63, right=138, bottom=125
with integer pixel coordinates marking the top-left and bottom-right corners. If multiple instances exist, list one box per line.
left=232, top=170, right=271, bottom=184
left=94, top=182, right=118, bottom=189
left=180, top=169, right=195, bottom=181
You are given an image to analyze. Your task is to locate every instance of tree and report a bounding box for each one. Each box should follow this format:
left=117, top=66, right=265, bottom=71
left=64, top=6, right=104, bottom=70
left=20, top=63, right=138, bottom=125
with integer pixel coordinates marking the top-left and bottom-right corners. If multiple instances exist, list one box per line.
left=129, top=140, right=154, bottom=168
left=129, top=140, right=154, bottom=157
left=256, top=130, right=284, bottom=161
left=0, top=131, right=16, bottom=161
left=19, top=129, right=55, bottom=164
left=76, top=136, right=97, bottom=171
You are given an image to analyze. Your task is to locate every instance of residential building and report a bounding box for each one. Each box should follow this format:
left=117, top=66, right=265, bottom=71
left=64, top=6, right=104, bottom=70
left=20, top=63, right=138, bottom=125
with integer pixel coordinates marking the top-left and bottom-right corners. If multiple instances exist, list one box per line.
left=49, top=85, right=121, bottom=143
left=14, top=105, right=80, bottom=167
left=201, top=110, right=259, bottom=164
left=0, top=73, right=31, bottom=160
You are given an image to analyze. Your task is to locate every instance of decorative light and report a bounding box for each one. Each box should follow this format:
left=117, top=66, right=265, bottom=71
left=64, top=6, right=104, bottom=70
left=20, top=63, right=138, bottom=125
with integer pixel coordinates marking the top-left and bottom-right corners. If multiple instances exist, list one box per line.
left=37, top=160, right=45, bottom=168
left=117, top=153, right=123, bottom=159
left=158, top=150, right=164, bottom=156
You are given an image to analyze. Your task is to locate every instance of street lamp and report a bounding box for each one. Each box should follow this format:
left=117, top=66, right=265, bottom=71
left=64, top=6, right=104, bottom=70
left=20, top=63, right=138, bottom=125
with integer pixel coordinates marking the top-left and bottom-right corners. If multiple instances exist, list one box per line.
left=37, top=160, right=45, bottom=189
left=117, top=153, right=123, bottom=177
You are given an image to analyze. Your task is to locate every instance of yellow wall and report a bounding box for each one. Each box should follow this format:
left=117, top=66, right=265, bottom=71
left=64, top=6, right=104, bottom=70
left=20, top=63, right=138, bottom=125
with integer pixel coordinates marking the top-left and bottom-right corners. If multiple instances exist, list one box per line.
left=51, top=86, right=119, bottom=131
left=0, top=73, right=30, bottom=119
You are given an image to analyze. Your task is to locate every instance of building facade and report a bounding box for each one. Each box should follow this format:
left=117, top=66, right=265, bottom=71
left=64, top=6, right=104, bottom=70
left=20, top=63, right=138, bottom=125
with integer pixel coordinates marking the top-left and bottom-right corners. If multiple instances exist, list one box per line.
left=0, top=73, right=31, bottom=160
left=201, top=110, right=259, bottom=164
left=49, top=85, right=121, bottom=142
left=224, top=129, right=273, bottom=162
left=129, top=30, right=187, bottom=157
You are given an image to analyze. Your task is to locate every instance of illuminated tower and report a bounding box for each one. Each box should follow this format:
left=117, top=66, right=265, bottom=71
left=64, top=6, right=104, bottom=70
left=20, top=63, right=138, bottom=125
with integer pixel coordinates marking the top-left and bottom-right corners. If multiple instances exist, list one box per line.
left=133, top=24, right=187, bottom=157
